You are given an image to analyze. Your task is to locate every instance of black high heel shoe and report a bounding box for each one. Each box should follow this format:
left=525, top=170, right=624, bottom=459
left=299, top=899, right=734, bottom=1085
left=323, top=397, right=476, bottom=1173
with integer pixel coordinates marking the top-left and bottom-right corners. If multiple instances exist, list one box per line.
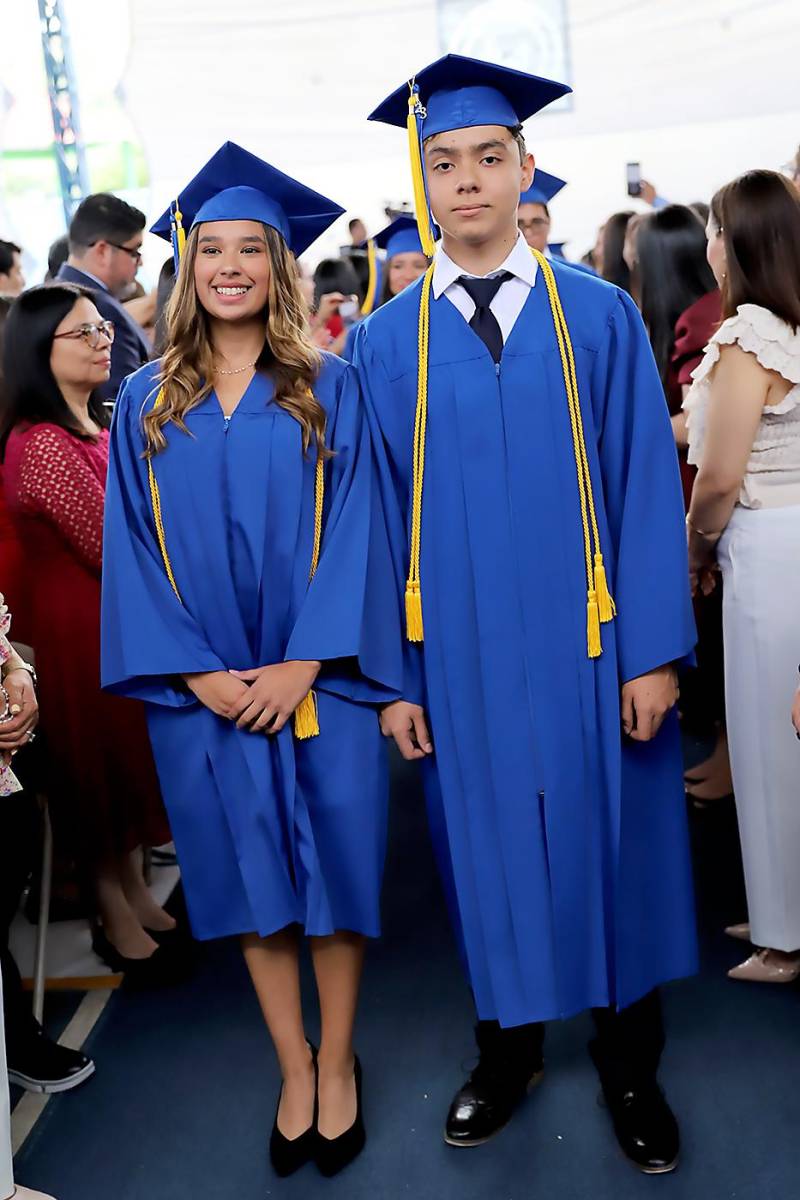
left=91, top=927, right=190, bottom=987
left=269, top=1045, right=318, bottom=1178
left=315, top=1055, right=366, bottom=1178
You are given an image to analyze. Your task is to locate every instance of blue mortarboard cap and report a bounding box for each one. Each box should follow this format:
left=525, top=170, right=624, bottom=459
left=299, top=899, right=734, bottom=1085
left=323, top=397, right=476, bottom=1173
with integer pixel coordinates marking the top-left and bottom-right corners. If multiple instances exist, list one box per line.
left=367, top=55, right=571, bottom=256
left=369, top=54, right=571, bottom=137
left=548, top=242, right=566, bottom=258
left=371, top=216, right=427, bottom=260
left=151, top=142, right=345, bottom=262
left=519, top=169, right=567, bottom=206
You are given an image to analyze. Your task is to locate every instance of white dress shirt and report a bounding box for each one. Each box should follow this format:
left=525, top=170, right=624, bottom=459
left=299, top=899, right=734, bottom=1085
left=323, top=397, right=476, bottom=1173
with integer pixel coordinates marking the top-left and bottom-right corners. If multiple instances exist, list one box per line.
left=432, top=232, right=538, bottom=344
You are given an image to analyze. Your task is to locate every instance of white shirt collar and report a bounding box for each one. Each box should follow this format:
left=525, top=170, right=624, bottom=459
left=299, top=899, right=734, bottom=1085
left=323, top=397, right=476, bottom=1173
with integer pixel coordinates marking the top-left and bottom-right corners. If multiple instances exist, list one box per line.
left=72, top=265, right=110, bottom=293
left=432, top=232, right=537, bottom=299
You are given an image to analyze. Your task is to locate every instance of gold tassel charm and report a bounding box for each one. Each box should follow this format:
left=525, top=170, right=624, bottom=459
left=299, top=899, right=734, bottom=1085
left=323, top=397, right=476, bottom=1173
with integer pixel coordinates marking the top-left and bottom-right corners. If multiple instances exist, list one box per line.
left=587, top=591, right=602, bottom=659
left=294, top=690, right=320, bottom=740
left=593, top=552, right=616, bottom=624
left=405, top=581, right=424, bottom=642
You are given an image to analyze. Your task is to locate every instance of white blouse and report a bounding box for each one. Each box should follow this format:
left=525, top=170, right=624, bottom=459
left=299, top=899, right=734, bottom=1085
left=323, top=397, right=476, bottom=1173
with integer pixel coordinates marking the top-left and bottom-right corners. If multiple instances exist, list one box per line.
left=683, top=303, right=800, bottom=509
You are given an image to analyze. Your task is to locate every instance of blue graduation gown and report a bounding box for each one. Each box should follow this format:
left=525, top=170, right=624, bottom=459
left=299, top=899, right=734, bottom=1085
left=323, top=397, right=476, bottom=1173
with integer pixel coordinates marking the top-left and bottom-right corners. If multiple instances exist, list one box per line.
left=101, top=356, right=403, bottom=940
left=354, top=263, right=698, bottom=1026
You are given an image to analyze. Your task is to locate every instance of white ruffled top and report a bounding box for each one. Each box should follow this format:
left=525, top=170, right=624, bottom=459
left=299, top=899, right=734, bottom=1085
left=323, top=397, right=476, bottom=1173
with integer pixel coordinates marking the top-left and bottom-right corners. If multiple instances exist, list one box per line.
left=683, top=303, right=800, bottom=509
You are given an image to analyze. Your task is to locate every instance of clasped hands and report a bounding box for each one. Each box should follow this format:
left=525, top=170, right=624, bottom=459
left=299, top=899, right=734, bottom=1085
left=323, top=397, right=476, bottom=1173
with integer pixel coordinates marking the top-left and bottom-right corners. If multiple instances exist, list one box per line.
left=381, top=663, right=678, bottom=760
left=184, top=661, right=321, bottom=733
left=0, top=668, right=39, bottom=766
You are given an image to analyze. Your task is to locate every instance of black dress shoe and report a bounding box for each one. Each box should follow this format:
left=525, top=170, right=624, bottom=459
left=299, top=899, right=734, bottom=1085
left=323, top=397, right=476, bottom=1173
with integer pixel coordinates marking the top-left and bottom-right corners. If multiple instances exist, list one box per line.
left=600, top=1082, right=679, bottom=1174
left=315, top=1055, right=366, bottom=1177
left=7, top=1025, right=95, bottom=1094
left=91, top=928, right=191, bottom=987
left=270, top=1046, right=318, bottom=1178
left=445, top=1022, right=544, bottom=1147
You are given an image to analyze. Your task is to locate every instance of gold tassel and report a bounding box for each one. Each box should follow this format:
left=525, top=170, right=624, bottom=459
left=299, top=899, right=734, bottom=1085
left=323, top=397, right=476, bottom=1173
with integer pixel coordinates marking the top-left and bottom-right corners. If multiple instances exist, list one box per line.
left=587, top=591, right=602, bottom=659
left=361, top=238, right=378, bottom=316
left=593, top=552, right=616, bottom=624
left=405, top=581, right=424, bottom=642
left=174, top=201, right=186, bottom=260
left=406, top=89, right=436, bottom=258
left=294, top=690, right=320, bottom=740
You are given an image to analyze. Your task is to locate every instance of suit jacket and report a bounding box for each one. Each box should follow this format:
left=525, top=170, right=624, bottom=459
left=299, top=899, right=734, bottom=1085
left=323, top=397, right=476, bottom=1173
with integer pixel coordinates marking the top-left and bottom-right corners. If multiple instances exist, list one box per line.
left=56, top=264, right=151, bottom=402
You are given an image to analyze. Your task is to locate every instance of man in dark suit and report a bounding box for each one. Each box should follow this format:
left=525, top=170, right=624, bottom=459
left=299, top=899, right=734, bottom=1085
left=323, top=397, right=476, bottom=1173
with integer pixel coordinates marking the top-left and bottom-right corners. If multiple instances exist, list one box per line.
left=57, top=194, right=150, bottom=401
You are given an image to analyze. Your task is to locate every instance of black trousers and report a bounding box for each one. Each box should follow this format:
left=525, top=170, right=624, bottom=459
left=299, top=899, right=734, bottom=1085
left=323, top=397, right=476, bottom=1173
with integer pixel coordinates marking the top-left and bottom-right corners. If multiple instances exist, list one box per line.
left=484, top=989, right=665, bottom=1092
left=0, top=788, right=41, bottom=1048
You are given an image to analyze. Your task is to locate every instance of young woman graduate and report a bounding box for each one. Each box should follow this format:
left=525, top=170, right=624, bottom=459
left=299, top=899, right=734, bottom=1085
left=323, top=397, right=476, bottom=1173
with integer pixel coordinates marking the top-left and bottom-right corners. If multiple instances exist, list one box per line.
left=101, top=142, right=402, bottom=1180
left=354, top=56, right=697, bottom=1176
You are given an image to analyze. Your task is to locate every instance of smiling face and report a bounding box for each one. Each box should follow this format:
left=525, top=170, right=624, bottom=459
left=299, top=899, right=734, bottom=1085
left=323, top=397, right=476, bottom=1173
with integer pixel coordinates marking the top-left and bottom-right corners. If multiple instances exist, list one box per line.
left=424, top=125, right=534, bottom=248
left=193, top=219, right=271, bottom=321
left=388, top=251, right=430, bottom=295
left=50, top=296, right=113, bottom=391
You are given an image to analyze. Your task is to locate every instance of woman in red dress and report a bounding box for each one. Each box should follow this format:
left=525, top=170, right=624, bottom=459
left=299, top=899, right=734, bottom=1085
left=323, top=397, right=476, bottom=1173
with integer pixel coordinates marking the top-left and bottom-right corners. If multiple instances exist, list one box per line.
left=0, top=284, right=175, bottom=977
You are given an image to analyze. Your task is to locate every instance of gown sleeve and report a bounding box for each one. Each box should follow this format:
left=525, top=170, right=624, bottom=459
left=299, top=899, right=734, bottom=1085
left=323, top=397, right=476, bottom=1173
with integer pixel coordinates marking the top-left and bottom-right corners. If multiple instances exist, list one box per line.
left=17, top=426, right=105, bottom=574
left=101, top=374, right=227, bottom=705
left=284, top=361, right=404, bottom=705
left=591, top=290, right=696, bottom=684
left=350, top=326, right=426, bottom=707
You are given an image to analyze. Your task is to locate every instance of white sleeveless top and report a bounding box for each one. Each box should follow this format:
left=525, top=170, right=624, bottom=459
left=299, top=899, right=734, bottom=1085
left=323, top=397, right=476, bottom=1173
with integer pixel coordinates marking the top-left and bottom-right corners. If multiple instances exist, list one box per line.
left=683, top=303, right=800, bottom=509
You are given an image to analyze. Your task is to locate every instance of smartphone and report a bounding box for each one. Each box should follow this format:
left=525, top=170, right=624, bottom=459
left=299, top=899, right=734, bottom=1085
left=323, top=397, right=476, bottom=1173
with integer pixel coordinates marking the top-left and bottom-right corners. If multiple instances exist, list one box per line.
left=626, top=162, right=642, bottom=198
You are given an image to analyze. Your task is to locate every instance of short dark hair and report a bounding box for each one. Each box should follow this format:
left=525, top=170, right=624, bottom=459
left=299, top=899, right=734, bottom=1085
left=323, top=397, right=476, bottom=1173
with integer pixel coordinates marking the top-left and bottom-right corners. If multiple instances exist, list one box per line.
left=348, top=218, right=365, bottom=234
left=711, top=169, right=800, bottom=330
left=68, top=193, right=146, bottom=254
left=0, top=240, right=21, bottom=276
left=0, top=284, right=111, bottom=458
left=312, top=257, right=363, bottom=308
left=47, top=234, right=70, bottom=280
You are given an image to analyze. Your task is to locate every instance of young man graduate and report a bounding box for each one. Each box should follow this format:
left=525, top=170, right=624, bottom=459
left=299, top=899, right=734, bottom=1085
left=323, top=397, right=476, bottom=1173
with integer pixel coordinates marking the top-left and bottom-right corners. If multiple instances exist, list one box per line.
left=354, top=55, right=697, bottom=1175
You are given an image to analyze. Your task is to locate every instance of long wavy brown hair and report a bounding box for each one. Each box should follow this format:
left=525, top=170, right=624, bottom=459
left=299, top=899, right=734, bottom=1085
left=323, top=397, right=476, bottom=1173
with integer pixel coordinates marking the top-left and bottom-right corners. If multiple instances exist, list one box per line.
left=142, top=223, right=328, bottom=456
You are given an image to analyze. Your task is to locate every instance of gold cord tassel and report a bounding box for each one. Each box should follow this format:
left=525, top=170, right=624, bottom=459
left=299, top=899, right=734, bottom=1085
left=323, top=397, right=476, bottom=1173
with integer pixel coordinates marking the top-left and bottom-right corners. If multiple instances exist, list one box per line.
left=406, top=87, right=436, bottom=259
left=405, top=581, right=424, bottom=642
left=593, top=552, right=616, bottom=624
left=293, top=689, right=319, bottom=740
left=294, top=452, right=325, bottom=740
left=587, top=591, right=602, bottom=658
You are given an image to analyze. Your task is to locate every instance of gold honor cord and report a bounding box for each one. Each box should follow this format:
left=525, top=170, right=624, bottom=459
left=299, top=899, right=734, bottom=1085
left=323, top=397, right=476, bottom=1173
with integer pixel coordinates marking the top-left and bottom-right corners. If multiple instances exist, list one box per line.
left=406, top=87, right=437, bottom=259
left=147, top=386, right=324, bottom=736
left=405, top=251, right=616, bottom=659
left=361, top=239, right=379, bottom=316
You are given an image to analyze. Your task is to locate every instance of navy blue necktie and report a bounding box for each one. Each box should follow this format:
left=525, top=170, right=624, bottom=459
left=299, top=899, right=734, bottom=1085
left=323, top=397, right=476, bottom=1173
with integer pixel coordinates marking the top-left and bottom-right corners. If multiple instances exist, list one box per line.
left=457, top=271, right=514, bottom=363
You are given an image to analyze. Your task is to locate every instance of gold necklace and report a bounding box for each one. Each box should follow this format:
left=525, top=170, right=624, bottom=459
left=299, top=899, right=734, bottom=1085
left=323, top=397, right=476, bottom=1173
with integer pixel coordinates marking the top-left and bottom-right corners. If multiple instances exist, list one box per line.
left=215, top=359, right=258, bottom=376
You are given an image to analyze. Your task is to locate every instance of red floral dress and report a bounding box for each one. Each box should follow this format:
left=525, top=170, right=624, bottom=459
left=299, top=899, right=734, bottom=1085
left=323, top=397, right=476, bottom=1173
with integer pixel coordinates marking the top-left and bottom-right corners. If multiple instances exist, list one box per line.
left=2, top=422, right=169, bottom=862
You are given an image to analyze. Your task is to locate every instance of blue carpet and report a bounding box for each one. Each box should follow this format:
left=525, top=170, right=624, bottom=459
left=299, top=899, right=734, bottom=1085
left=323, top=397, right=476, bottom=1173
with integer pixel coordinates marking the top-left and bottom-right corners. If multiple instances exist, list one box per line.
left=13, top=751, right=800, bottom=1199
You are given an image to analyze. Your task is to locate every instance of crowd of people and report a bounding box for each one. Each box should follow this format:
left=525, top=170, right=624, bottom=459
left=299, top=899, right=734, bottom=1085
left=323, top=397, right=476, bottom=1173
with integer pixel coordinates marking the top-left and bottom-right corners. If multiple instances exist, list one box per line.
left=0, top=52, right=799, bottom=1198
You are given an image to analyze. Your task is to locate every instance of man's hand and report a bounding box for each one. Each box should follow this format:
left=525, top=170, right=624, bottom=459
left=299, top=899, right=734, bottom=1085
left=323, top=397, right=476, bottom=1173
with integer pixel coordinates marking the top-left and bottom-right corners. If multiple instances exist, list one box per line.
left=0, top=668, right=39, bottom=758
left=228, top=661, right=321, bottom=733
left=183, top=670, right=251, bottom=719
left=621, top=665, right=679, bottom=742
left=379, top=700, right=433, bottom=761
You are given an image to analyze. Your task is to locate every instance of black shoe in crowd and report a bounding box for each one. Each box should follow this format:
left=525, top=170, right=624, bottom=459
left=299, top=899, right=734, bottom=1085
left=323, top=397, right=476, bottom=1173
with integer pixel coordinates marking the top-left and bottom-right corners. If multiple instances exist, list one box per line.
left=269, top=1045, right=319, bottom=1178
left=444, top=1020, right=544, bottom=1147
left=7, top=1024, right=95, bottom=1095
left=600, top=1080, right=680, bottom=1174
left=92, top=927, right=193, bottom=987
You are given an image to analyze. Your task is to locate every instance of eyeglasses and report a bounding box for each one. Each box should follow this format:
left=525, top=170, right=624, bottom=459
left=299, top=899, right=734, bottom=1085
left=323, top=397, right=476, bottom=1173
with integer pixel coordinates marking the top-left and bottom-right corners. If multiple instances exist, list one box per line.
left=53, top=320, right=115, bottom=349
left=90, top=240, right=143, bottom=264
left=518, top=217, right=550, bottom=229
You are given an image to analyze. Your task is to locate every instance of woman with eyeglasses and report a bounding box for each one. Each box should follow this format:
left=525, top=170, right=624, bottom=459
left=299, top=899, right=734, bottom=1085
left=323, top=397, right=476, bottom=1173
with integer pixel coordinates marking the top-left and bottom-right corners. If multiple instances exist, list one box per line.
left=0, top=284, right=179, bottom=984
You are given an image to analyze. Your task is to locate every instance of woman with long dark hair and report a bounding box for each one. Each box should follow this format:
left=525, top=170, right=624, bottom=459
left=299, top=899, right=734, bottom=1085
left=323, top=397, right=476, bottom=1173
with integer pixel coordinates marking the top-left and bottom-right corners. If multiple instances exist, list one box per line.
left=101, top=144, right=401, bottom=1178
left=685, top=170, right=800, bottom=983
left=597, top=210, right=635, bottom=292
left=0, top=284, right=174, bottom=980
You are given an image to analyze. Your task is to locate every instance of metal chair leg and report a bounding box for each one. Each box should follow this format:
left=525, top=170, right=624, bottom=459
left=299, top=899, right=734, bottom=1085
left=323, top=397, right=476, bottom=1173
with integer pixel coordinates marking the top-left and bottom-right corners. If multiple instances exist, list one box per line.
left=32, top=797, right=53, bottom=1025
